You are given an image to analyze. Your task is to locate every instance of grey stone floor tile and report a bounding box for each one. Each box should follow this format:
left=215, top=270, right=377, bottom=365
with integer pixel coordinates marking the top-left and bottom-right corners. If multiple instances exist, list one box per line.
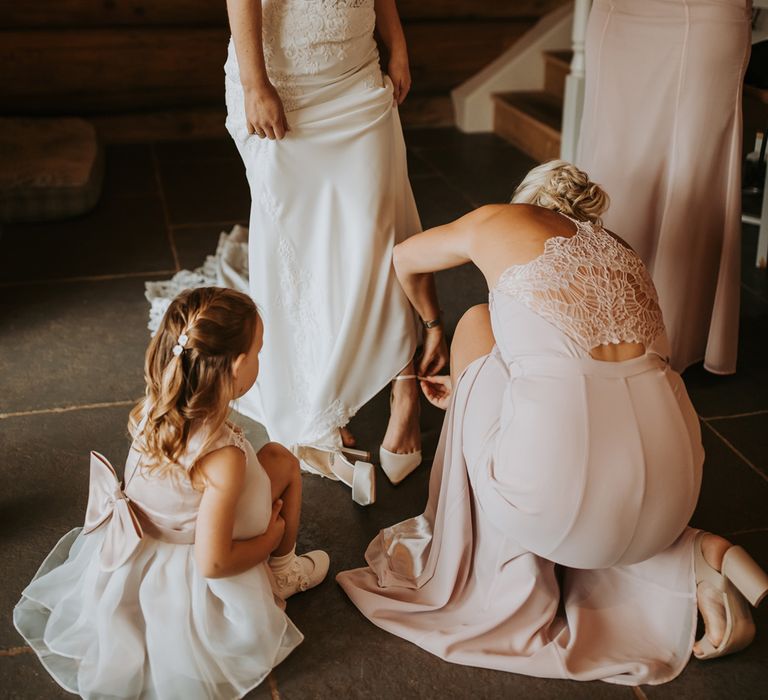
left=436, top=262, right=489, bottom=335
left=155, top=154, right=250, bottom=226
left=684, top=362, right=768, bottom=419
left=706, top=414, right=768, bottom=479
left=406, top=147, right=438, bottom=180
left=102, top=143, right=158, bottom=198
left=404, top=127, right=512, bottom=152
left=410, top=176, right=475, bottom=230
left=410, top=129, right=536, bottom=207
left=683, top=288, right=768, bottom=418
left=154, top=138, right=241, bottom=164
left=741, top=225, right=768, bottom=303
left=690, top=427, right=768, bottom=535
left=0, top=193, right=173, bottom=284
left=0, top=655, right=73, bottom=700
left=0, top=277, right=154, bottom=414
left=173, top=222, right=246, bottom=271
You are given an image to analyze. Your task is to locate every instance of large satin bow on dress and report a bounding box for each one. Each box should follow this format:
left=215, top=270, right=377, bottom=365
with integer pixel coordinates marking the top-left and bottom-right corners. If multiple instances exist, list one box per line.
left=82, top=451, right=143, bottom=571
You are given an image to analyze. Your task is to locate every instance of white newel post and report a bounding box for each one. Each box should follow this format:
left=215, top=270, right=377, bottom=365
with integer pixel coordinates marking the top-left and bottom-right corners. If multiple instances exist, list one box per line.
left=560, top=0, right=591, bottom=162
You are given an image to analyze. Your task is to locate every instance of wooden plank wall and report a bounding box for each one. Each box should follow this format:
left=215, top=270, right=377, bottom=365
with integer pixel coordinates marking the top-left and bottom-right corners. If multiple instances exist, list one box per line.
left=0, top=1, right=567, bottom=136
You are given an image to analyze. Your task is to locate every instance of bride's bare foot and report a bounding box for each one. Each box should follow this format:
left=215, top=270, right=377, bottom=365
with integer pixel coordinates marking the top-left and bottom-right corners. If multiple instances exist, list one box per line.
left=381, top=374, right=420, bottom=455
left=694, top=533, right=732, bottom=655
left=340, top=426, right=356, bottom=448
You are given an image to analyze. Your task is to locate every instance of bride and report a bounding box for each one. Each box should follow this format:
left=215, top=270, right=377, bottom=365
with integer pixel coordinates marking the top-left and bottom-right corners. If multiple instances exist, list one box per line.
left=148, top=0, right=447, bottom=504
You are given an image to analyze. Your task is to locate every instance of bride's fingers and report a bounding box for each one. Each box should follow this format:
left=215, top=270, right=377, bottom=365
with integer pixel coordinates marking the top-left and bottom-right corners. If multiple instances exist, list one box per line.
left=391, top=77, right=400, bottom=105
left=397, top=79, right=409, bottom=105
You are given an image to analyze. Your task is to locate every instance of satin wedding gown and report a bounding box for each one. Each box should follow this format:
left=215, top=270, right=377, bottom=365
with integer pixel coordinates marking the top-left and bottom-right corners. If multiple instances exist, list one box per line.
left=577, top=0, right=752, bottom=374
left=146, top=0, right=420, bottom=447
left=338, top=216, right=706, bottom=685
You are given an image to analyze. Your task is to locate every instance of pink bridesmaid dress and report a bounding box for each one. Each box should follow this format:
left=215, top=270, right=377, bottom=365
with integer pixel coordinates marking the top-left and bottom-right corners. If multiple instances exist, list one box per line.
left=577, top=0, right=752, bottom=374
left=337, top=216, right=705, bottom=686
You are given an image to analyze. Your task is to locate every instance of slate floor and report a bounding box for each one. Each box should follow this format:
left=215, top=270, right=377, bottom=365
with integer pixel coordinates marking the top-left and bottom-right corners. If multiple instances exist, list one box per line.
left=1, top=128, right=767, bottom=699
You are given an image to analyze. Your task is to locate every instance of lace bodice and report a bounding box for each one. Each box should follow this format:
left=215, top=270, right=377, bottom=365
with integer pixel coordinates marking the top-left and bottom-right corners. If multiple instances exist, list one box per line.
left=225, top=0, right=379, bottom=112
left=493, top=217, right=665, bottom=352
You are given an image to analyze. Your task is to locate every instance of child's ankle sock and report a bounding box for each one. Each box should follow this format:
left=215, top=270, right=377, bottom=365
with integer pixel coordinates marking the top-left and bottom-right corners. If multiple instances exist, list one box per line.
left=268, top=546, right=296, bottom=575
left=268, top=547, right=330, bottom=600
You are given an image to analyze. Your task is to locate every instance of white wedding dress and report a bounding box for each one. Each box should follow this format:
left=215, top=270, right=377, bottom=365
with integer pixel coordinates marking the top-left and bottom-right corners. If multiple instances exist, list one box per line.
left=147, top=0, right=420, bottom=447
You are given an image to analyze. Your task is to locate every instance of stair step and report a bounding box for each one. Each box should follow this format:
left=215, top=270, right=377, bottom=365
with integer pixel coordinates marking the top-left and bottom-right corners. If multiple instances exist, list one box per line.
left=493, top=91, right=562, bottom=163
left=544, top=50, right=573, bottom=71
left=543, top=50, right=572, bottom=102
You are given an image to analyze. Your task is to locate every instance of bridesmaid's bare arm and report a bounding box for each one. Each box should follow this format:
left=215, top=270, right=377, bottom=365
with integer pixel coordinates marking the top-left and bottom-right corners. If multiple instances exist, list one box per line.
left=394, top=203, right=574, bottom=290
left=391, top=206, right=497, bottom=330
left=226, top=0, right=289, bottom=139
left=374, top=0, right=411, bottom=104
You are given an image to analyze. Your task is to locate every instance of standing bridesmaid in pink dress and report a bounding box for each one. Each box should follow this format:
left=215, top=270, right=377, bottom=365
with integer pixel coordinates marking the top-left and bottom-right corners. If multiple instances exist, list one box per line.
left=577, top=0, right=752, bottom=374
left=337, top=161, right=768, bottom=685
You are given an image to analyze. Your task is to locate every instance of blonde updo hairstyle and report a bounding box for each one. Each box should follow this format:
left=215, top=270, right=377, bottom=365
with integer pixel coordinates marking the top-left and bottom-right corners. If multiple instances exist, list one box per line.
left=129, top=287, right=259, bottom=484
left=511, top=159, right=609, bottom=226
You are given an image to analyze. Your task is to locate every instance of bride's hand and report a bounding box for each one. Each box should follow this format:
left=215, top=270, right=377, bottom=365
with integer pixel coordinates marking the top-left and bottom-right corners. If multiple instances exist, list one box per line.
left=418, top=327, right=449, bottom=377
left=244, top=83, right=289, bottom=140
left=419, top=375, right=452, bottom=410
left=387, top=47, right=411, bottom=105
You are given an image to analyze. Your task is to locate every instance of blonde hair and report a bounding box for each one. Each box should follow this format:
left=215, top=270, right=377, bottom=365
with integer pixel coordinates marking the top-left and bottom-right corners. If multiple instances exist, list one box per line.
left=511, top=159, right=610, bottom=226
left=129, top=287, right=258, bottom=484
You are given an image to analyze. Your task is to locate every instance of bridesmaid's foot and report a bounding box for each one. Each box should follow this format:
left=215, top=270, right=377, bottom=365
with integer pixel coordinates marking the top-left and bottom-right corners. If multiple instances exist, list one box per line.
left=694, top=533, right=731, bottom=655
left=382, top=375, right=421, bottom=455
left=340, top=426, right=356, bottom=448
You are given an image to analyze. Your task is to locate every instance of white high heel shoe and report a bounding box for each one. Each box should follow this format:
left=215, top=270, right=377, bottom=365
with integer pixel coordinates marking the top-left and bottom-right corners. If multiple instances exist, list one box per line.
left=341, top=446, right=373, bottom=463
left=693, top=531, right=768, bottom=660
left=379, top=374, right=422, bottom=485
left=292, top=444, right=376, bottom=506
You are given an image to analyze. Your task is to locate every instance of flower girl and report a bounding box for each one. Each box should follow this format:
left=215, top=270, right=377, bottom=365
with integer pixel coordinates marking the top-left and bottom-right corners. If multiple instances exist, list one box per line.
left=15, top=287, right=329, bottom=699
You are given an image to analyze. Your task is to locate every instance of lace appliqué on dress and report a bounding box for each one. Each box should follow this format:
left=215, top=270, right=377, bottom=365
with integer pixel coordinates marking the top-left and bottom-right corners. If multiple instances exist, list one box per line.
left=228, top=424, right=248, bottom=454
left=275, top=238, right=356, bottom=442
left=145, top=226, right=249, bottom=334
left=262, top=0, right=376, bottom=110
left=275, top=236, right=319, bottom=412
left=494, top=219, right=665, bottom=352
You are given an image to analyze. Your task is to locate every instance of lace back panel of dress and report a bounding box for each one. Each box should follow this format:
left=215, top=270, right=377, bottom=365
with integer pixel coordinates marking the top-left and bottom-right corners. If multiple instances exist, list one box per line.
left=494, top=220, right=665, bottom=352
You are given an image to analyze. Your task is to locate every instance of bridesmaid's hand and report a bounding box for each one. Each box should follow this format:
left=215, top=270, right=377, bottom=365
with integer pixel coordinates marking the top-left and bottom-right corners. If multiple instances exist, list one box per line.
left=419, top=375, right=452, bottom=411
left=418, top=327, right=449, bottom=377
left=244, top=83, right=290, bottom=140
left=387, top=47, right=411, bottom=105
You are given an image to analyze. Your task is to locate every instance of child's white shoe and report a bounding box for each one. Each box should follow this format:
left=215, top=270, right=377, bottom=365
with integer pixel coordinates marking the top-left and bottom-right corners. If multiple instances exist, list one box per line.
left=269, top=549, right=330, bottom=600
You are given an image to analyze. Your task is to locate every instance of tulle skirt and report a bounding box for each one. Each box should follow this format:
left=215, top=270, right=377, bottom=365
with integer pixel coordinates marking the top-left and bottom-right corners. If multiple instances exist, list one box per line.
left=14, top=528, right=302, bottom=700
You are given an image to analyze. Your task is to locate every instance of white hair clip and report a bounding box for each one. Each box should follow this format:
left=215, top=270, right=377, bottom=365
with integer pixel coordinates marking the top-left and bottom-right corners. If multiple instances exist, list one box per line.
left=172, top=333, right=189, bottom=357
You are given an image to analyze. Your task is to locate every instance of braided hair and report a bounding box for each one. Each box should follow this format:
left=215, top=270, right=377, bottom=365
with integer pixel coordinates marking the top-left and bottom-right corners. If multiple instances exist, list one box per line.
left=128, top=287, right=258, bottom=483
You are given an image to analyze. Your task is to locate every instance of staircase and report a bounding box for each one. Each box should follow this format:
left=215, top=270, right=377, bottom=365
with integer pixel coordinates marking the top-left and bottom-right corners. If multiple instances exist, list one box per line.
left=493, top=50, right=572, bottom=162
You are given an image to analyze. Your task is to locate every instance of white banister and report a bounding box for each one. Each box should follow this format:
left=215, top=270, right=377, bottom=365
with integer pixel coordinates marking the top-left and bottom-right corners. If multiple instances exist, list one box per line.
left=560, top=0, right=592, bottom=162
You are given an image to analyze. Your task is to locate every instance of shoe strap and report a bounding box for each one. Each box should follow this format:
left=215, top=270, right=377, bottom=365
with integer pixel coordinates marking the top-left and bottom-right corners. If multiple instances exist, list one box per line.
left=393, top=374, right=418, bottom=381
